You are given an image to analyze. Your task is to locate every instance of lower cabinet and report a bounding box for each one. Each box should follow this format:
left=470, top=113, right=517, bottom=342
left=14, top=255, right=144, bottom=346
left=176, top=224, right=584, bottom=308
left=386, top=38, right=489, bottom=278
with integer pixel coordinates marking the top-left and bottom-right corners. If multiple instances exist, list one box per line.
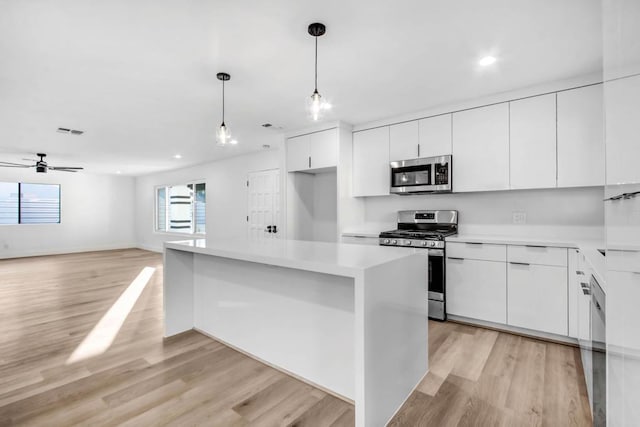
left=507, top=263, right=568, bottom=335
left=446, top=258, right=506, bottom=324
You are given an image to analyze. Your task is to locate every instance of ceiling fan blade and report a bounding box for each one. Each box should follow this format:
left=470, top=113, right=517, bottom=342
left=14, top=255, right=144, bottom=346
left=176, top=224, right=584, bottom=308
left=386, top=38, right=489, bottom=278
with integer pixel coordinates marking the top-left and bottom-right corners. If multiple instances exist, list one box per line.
left=0, top=161, right=32, bottom=167
left=49, top=166, right=84, bottom=170
left=0, top=164, right=33, bottom=168
left=49, top=167, right=82, bottom=172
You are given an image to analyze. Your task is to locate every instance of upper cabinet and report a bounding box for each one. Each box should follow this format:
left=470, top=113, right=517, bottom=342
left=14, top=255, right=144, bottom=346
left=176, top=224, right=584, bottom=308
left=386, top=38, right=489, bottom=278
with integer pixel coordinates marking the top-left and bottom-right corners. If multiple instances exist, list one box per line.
left=286, top=128, right=338, bottom=172
left=452, top=103, right=510, bottom=192
left=418, top=114, right=452, bottom=158
left=509, top=94, right=557, bottom=189
left=353, top=127, right=390, bottom=197
left=389, top=115, right=452, bottom=161
left=389, top=121, right=419, bottom=161
left=557, top=84, right=605, bottom=187
left=605, top=74, right=640, bottom=185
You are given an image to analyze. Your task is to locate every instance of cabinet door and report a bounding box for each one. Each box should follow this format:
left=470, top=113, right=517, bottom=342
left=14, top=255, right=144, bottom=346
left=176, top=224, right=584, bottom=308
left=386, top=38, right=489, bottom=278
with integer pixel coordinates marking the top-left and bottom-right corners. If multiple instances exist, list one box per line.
left=286, top=134, right=310, bottom=172
left=353, top=127, right=390, bottom=197
left=389, top=121, right=419, bottom=161
left=452, top=103, right=509, bottom=192
left=419, top=114, right=452, bottom=157
left=446, top=257, right=506, bottom=323
left=567, top=250, right=580, bottom=339
left=605, top=74, right=640, bottom=185
left=309, top=128, right=338, bottom=170
left=557, top=85, right=604, bottom=187
left=509, top=94, right=557, bottom=189
left=507, top=263, right=568, bottom=335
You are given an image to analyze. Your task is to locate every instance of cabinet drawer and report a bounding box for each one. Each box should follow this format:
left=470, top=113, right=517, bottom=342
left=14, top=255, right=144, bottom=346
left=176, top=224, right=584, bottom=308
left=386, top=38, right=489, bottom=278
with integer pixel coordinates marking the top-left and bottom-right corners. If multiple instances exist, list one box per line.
left=607, top=249, right=640, bottom=273
left=508, top=245, right=567, bottom=266
left=447, top=242, right=506, bottom=262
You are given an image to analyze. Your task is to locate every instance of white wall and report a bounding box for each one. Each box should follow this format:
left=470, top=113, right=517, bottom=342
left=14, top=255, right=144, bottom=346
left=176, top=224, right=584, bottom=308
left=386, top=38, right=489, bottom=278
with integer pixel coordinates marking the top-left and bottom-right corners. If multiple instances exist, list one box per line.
left=363, top=186, right=605, bottom=240
left=313, top=171, right=337, bottom=242
left=135, top=148, right=283, bottom=252
left=0, top=168, right=136, bottom=259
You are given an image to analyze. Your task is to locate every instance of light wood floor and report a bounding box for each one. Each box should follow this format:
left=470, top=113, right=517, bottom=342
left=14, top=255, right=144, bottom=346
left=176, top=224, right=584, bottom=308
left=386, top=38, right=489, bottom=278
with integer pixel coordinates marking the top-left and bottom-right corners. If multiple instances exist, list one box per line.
left=0, top=249, right=591, bottom=426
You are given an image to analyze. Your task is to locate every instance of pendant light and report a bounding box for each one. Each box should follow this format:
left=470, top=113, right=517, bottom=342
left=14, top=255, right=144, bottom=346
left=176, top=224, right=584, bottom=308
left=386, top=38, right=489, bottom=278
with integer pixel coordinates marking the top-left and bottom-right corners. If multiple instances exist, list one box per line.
left=216, top=72, right=237, bottom=145
left=307, top=22, right=331, bottom=121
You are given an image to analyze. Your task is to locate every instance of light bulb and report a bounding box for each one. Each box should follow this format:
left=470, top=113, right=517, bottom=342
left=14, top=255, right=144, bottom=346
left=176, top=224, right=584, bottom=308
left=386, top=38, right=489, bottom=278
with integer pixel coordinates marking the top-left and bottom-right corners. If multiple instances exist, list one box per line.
left=216, top=123, right=231, bottom=145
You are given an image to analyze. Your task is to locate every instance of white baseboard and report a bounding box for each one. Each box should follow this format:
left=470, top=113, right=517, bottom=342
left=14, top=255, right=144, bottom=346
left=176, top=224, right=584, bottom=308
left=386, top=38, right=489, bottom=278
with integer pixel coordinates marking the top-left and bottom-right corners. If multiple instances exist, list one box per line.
left=136, top=244, right=163, bottom=253
left=0, top=243, right=138, bottom=260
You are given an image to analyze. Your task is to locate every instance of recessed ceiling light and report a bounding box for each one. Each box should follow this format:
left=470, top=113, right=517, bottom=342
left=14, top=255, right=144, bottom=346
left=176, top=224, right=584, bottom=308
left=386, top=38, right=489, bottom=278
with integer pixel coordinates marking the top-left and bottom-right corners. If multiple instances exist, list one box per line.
left=478, top=56, right=497, bottom=67
left=174, top=154, right=182, bottom=159
left=116, top=170, right=122, bottom=174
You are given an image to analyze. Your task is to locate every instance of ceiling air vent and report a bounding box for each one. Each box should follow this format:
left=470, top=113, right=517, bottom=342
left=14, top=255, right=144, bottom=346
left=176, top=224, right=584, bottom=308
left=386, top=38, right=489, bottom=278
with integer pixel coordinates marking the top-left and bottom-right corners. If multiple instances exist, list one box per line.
left=57, top=127, right=84, bottom=135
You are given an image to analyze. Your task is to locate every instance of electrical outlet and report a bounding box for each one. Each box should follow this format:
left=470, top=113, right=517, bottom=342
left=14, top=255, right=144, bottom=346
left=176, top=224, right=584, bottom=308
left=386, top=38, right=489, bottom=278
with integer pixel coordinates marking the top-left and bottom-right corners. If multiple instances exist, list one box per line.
left=512, top=211, right=527, bottom=225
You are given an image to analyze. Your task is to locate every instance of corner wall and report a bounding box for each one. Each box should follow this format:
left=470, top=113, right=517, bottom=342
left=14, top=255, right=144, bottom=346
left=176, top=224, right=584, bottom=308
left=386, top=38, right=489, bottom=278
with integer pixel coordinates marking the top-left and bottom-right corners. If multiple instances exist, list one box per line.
left=0, top=168, right=136, bottom=259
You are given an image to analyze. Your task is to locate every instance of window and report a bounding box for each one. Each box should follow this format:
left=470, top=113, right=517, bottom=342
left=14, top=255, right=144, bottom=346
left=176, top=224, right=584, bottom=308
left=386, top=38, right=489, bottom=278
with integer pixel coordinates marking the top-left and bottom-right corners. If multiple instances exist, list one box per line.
left=155, top=182, right=205, bottom=234
left=0, top=182, right=61, bottom=224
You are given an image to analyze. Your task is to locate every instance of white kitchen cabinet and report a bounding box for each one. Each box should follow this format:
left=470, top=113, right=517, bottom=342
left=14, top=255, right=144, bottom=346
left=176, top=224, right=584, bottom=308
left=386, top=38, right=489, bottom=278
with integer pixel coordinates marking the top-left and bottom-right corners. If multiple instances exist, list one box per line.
left=287, top=134, right=310, bottom=172
left=286, top=128, right=337, bottom=172
left=446, top=257, right=506, bottom=324
left=419, top=114, right=452, bottom=158
left=389, top=121, right=419, bottom=161
left=509, top=94, right=557, bottom=189
left=507, top=245, right=567, bottom=267
left=507, top=262, right=568, bottom=335
left=353, top=127, right=390, bottom=197
left=567, top=249, right=580, bottom=339
left=447, top=242, right=506, bottom=262
left=605, top=74, right=640, bottom=185
left=452, top=103, right=509, bottom=192
left=557, top=84, right=605, bottom=187
left=309, top=128, right=338, bottom=170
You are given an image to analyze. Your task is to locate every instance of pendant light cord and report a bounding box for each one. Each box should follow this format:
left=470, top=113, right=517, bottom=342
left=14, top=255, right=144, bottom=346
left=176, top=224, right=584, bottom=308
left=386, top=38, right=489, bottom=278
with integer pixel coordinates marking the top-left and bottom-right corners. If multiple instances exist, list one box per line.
left=222, top=79, right=225, bottom=124
left=314, top=36, right=318, bottom=92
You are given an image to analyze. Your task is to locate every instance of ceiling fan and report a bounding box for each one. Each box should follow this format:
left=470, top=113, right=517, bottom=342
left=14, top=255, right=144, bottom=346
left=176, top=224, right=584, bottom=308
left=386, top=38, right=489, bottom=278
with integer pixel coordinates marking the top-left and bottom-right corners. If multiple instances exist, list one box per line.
left=0, top=153, right=84, bottom=173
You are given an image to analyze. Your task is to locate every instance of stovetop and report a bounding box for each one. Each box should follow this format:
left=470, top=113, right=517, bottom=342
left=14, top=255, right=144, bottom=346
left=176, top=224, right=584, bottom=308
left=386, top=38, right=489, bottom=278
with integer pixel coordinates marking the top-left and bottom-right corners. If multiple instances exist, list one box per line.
left=379, top=229, right=458, bottom=240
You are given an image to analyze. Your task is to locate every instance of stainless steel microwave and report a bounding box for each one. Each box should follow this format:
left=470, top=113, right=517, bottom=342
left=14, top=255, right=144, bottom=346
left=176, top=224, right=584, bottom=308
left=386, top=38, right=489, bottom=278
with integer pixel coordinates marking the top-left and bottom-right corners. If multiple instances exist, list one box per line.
left=390, top=155, right=452, bottom=194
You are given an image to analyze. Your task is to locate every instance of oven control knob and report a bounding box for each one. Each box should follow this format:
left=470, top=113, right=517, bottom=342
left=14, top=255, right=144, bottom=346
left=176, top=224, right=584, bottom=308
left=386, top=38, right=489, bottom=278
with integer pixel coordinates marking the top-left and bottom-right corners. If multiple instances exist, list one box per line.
left=392, top=240, right=398, bottom=245
left=422, top=241, right=428, bottom=247
left=404, top=240, right=412, bottom=246
left=383, top=239, right=390, bottom=244
left=429, top=241, right=436, bottom=247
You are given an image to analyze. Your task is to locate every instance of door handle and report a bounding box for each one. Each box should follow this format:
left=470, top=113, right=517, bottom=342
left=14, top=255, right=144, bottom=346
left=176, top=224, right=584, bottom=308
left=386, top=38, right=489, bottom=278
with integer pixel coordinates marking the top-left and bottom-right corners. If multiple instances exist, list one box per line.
left=272, top=225, right=278, bottom=234
left=265, top=225, right=272, bottom=233
left=576, top=270, right=585, bottom=275
left=509, top=262, right=530, bottom=266
left=308, top=156, right=311, bottom=168
left=447, top=257, right=464, bottom=261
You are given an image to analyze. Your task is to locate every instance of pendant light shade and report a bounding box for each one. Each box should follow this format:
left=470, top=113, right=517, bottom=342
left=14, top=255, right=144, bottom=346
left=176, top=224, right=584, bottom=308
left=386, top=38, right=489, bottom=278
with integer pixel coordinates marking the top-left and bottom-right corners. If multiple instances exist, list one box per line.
left=307, top=22, right=331, bottom=121
left=216, top=72, right=237, bottom=145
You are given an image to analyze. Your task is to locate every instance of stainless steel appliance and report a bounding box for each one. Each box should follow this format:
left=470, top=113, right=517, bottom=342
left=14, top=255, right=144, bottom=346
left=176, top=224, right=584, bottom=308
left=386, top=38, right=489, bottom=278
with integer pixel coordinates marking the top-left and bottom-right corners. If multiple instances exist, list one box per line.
left=390, top=155, right=452, bottom=194
left=379, top=210, right=458, bottom=320
left=590, top=274, right=606, bottom=426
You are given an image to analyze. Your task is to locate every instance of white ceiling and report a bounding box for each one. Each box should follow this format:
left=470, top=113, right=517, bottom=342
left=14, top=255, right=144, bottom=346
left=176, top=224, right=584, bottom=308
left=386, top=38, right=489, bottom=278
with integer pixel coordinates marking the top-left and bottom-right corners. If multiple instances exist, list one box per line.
left=0, top=0, right=602, bottom=175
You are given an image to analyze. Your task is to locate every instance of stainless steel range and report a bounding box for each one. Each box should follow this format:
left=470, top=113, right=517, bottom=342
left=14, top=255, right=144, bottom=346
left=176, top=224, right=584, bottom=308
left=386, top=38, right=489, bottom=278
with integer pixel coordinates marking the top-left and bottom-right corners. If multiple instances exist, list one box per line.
left=379, top=210, right=458, bottom=321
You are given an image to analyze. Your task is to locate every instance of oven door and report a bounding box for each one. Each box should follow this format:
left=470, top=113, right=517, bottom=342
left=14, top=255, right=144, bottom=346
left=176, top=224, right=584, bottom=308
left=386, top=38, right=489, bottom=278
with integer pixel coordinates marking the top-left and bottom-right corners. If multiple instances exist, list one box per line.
left=390, top=156, right=452, bottom=194
left=427, top=248, right=446, bottom=320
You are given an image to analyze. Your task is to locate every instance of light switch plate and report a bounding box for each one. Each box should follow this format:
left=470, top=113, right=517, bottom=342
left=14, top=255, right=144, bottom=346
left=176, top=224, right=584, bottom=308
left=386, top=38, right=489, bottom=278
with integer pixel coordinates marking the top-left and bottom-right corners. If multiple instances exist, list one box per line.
left=512, top=211, right=527, bottom=224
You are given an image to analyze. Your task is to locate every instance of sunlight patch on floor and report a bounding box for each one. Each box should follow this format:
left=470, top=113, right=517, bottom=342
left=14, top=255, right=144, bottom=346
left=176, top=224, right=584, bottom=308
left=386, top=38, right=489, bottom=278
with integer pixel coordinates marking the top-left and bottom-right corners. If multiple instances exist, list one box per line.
left=66, top=266, right=156, bottom=364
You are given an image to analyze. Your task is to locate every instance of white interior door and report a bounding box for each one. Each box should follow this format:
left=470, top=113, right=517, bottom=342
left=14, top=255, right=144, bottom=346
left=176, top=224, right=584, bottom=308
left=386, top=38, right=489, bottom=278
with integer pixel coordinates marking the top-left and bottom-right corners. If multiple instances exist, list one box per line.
left=247, top=169, right=281, bottom=240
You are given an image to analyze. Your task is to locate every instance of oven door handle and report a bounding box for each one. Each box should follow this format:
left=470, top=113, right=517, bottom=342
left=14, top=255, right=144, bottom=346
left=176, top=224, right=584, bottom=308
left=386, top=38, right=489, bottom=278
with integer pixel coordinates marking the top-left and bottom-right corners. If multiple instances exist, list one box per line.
left=427, top=249, right=444, bottom=257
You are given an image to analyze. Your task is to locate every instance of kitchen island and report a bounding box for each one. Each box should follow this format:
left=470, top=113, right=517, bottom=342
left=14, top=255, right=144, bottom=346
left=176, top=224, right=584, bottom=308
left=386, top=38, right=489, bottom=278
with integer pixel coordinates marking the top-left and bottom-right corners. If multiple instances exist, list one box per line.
left=163, top=238, right=428, bottom=427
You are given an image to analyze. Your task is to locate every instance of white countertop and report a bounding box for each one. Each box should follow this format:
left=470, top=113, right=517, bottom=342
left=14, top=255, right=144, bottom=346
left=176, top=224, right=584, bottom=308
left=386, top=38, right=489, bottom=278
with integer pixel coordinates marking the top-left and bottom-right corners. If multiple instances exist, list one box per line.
left=164, top=238, right=420, bottom=278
